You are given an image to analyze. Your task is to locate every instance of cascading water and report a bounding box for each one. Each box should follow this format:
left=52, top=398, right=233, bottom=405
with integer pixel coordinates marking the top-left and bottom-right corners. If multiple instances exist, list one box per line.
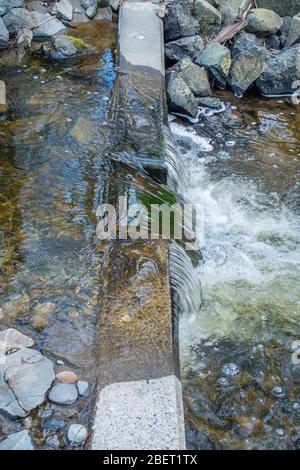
left=169, top=92, right=300, bottom=450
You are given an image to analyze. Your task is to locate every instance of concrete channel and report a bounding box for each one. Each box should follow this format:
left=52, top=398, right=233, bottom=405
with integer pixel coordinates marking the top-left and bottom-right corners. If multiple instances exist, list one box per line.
left=90, top=1, right=186, bottom=450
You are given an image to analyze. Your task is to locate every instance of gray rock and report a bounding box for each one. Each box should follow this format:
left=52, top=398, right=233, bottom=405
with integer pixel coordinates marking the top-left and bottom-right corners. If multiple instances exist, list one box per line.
left=3, top=8, right=67, bottom=39
left=52, top=0, right=73, bottom=22
left=42, top=415, right=65, bottom=431
left=285, top=14, right=300, bottom=48
left=256, top=0, right=300, bottom=17
left=256, top=44, right=300, bottom=96
left=4, top=347, right=55, bottom=416
left=77, top=380, right=90, bottom=397
left=165, top=35, right=204, bottom=64
left=0, top=15, right=8, bottom=48
left=45, top=434, right=60, bottom=449
left=94, top=6, right=112, bottom=22
left=195, top=43, right=231, bottom=89
left=232, top=31, right=265, bottom=58
left=194, top=0, right=222, bottom=37
left=229, top=46, right=270, bottom=97
left=217, top=0, right=243, bottom=26
left=48, top=383, right=78, bottom=405
left=279, top=16, right=292, bottom=46
left=246, top=8, right=283, bottom=37
left=67, top=424, right=88, bottom=444
left=195, top=96, right=224, bottom=110
left=0, top=0, right=24, bottom=17
left=0, top=430, right=34, bottom=450
left=81, top=0, right=96, bottom=9
left=108, top=0, right=119, bottom=11
left=41, top=35, right=94, bottom=61
left=164, top=4, right=199, bottom=42
left=0, top=328, right=34, bottom=354
left=166, top=72, right=199, bottom=119
left=169, top=57, right=211, bottom=97
left=86, top=4, right=98, bottom=19
left=17, top=28, right=33, bottom=50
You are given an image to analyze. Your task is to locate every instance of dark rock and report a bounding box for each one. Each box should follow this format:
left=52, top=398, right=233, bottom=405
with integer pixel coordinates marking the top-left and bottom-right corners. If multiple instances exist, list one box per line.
left=285, top=14, right=300, bottom=48
left=279, top=17, right=292, bottom=46
left=169, top=57, right=211, bottom=97
left=165, top=35, right=204, bottom=64
left=81, top=0, right=97, bottom=9
left=232, top=31, right=265, bottom=58
left=3, top=8, right=67, bottom=39
left=256, top=1, right=300, bottom=17
left=164, top=4, right=199, bottom=42
left=256, top=44, right=300, bottom=96
left=41, top=36, right=95, bottom=61
left=166, top=72, right=199, bottom=119
left=194, top=0, right=222, bottom=37
left=195, top=43, right=231, bottom=89
left=195, top=96, right=224, bottom=110
left=246, top=9, right=283, bottom=37
left=0, top=15, right=8, bottom=48
left=217, top=0, right=243, bottom=26
left=42, top=415, right=65, bottom=432
left=229, top=46, right=270, bottom=97
left=0, top=0, right=24, bottom=17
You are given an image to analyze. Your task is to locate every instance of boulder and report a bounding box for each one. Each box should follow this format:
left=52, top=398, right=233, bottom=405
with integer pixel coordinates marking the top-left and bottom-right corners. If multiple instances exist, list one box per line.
left=232, top=31, right=265, bottom=58
left=229, top=46, right=270, bottom=97
left=195, top=96, right=224, bottom=110
left=165, top=3, right=199, bottom=42
left=41, top=35, right=95, bottom=61
left=0, top=430, right=34, bottom=450
left=86, top=4, right=98, bottom=19
left=217, top=0, right=243, bottom=26
left=165, top=35, right=204, bottom=64
left=246, top=9, right=283, bottom=37
left=169, top=57, right=211, bottom=96
left=0, top=328, right=34, bottom=354
left=166, top=72, right=199, bottom=119
left=52, top=0, right=73, bottom=22
left=3, top=8, right=67, bottom=39
left=256, top=44, right=300, bottom=96
left=0, top=0, right=24, bottom=17
left=0, top=15, right=8, bottom=49
left=195, top=43, right=231, bottom=89
left=285, top=14, right=300, bottom=48
left=194, top=0, right=222, bottom=37
left=256, top=1, right=300, bottom=17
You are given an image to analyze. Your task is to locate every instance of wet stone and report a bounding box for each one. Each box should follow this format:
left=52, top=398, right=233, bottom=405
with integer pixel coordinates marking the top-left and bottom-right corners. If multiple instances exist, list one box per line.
left=221, top=362, right=240, bottom=377
left=45, top=434, right=60, bottom=449
left=56, top=371, right=78, bottom=384
left=77, top=380, right=90, bottom=397
left=67, top=424, right=88, bottom=445
left=48, top=383, right=78, bottom=405
left=0, top=430, right=34, bottom=450
left=42, top=415, right=65, bottom=432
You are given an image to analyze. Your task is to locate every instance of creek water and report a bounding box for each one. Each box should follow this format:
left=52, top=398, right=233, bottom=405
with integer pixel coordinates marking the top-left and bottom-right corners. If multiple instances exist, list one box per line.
left=171, top=92, right=300, bottom=450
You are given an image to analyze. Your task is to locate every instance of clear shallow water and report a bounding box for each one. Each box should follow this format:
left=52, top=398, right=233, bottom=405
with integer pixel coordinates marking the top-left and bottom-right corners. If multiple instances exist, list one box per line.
left=171, top=93, right=300, bottom=450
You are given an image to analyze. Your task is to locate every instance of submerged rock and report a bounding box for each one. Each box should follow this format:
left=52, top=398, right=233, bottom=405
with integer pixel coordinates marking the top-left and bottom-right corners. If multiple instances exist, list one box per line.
left=256, top=44, right=300, bottom=96
left=67, top=424, right=88, bottom=445
left=48, top=383, right=78, bottom=405
left=285, top=14, right=300, bottom=48
left=229, top=46, right=270, bottom=97
left=194, top=0, right=222, bottom=37
left=3, top=8, right=67, bottom=39
left=246, top=8, right=283, bottom=37
left=52, top=0, right=73, bottom=22
left=195, top=96, right=225, bottom=110
left=195, top=43, right=231, bottom=89
left=164, top=4, right=199, bottom=42
left=232, top=31, right=265, bottom=58
left=0, top=16, right=8, bottom=49
left=166, top=72, right=199, bottom=119
left=169, top=58, right=211, bottom=97
left=165, top=35, right=204, bottom=64
left=0, top=430, right=34, bottom=450
left=41, top=35, right=94, bottom=61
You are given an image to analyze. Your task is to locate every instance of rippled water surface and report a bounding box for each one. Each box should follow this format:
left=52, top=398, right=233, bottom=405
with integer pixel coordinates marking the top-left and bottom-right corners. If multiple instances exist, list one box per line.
left=172, top=92, right=300, bottom=450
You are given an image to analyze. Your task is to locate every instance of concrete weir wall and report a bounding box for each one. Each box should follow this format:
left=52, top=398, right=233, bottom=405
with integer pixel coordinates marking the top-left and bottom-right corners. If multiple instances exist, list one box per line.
left=91, top=1, right=186, bottom=450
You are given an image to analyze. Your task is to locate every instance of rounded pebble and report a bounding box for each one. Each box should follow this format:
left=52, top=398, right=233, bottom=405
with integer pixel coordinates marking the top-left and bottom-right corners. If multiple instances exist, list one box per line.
left=56, top=371, right=78, bottom=384
left=48, top=383, right=78, bottom=405
left=221, top=363, right=240, bottom=377
left=67, top=424, right=88, bottom=445
left=77, top=380, right=90, bottom=397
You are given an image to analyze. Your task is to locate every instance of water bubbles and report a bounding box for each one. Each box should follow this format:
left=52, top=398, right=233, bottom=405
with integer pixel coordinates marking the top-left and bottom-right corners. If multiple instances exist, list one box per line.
left=275, top=428, right=285, bottom=437
left=271, top=386, right=285, bottom=399
left=292, top=401, right=300, bottom=410
left=221, top=363, right=240, bottom=377
left=219, top=377, right=228, bottom=386
left=225, top=140, right=236, bottom=147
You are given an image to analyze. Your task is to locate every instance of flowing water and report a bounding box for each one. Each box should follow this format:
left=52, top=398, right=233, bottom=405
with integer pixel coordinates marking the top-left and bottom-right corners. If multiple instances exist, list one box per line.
left=171, top=92, right=300, bottom=450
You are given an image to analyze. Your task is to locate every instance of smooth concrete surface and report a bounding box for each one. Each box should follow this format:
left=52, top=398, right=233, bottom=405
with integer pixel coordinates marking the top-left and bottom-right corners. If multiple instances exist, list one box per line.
left=91, top=1, right=186, bottom=450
